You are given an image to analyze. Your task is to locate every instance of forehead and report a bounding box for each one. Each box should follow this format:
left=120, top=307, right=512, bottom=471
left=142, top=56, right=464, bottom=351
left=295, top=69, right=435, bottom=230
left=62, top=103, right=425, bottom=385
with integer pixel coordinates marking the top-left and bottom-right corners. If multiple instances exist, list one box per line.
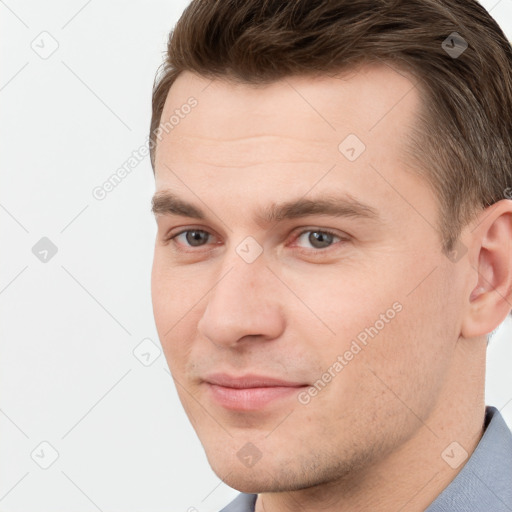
left=153, top=64, right=429, bottom=223
left=155, top=64, right=421, bottom=170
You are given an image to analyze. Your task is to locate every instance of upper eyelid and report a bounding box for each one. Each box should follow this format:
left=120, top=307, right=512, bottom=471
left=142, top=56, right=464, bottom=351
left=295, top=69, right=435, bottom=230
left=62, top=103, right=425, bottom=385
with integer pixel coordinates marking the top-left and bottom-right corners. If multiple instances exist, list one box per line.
left=166, top=226, right=217, bottom=240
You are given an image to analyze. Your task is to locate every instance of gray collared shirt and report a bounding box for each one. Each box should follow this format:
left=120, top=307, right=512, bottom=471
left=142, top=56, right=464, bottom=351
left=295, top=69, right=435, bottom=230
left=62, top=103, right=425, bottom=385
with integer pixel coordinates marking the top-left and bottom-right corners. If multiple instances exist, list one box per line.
left=219, top=405, right=512, bottom=511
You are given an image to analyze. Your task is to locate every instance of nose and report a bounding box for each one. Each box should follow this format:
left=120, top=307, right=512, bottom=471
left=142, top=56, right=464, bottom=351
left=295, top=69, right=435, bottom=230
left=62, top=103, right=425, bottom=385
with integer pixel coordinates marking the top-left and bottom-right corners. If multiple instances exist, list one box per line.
left=196, top=255, right=286, bottom=348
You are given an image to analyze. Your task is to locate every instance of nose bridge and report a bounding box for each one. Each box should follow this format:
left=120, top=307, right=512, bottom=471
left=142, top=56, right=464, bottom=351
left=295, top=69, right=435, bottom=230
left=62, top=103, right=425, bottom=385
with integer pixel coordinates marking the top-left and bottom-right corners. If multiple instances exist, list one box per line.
left=197, top=246, right=285, bottom=345
left=211, top=250, right=272, bottom=318
left=215, top=235, right=271, bottom=303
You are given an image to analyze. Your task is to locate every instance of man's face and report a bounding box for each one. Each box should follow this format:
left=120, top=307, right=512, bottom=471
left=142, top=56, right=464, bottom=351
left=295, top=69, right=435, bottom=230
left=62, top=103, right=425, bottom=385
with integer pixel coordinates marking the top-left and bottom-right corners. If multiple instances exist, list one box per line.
left=151, top=65, right=465, bottom=492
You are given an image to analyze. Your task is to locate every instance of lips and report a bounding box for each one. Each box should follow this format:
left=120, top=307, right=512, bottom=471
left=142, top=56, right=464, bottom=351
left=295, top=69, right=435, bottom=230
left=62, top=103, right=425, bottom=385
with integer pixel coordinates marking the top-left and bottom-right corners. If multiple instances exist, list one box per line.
left=202, top=373, right=309, bottom=411
left=203, top=373, right=307, bottom=388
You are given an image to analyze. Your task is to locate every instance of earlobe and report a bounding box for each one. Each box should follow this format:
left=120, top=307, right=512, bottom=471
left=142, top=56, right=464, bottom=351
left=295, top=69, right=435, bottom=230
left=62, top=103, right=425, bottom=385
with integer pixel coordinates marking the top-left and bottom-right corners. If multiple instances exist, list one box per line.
left=461, top=201, right=512, bottom=339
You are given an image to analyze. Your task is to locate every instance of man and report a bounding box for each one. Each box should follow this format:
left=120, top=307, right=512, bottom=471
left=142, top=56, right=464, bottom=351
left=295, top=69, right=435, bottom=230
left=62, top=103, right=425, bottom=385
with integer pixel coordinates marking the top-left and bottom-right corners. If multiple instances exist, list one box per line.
left=149, top=0, right=512, bottom=510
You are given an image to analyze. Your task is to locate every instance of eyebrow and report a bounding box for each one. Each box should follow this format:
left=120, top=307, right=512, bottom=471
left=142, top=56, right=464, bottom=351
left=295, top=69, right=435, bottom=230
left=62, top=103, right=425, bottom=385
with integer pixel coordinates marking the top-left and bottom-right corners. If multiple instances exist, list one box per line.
left=151, top=190, right=380, bottom=226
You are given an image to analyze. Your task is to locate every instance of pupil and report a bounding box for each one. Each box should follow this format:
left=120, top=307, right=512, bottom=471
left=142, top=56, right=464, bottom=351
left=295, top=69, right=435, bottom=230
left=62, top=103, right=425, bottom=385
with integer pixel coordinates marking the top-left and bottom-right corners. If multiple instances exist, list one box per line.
left=186, top=230, right=207, bottom=246
left=309, top=231, right=332, bottom=249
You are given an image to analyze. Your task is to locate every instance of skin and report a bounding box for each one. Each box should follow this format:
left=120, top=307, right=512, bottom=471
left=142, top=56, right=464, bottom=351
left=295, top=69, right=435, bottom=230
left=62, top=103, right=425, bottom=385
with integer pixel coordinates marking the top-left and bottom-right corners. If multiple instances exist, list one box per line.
left=151, top=64, right=512, bottom=511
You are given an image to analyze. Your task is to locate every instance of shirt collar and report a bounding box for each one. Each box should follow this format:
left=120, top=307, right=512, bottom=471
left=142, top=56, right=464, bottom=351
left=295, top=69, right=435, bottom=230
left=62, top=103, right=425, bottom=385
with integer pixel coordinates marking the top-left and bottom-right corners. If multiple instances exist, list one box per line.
left=426, top=405, right=512, bottom=511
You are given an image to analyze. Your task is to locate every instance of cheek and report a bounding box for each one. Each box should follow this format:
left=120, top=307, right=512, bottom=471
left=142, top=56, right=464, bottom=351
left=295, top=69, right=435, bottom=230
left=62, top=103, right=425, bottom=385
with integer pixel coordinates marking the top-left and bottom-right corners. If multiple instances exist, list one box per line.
left=151, top=255, right=196, bottom=365
left=151, top=256, right=175, bottom=329
left=294, top=259, right=452, bottom=410
left=151, top=251, right=201, bottom=323
left=355, top=281, right=454, bottom=420
left=285, top=264, right=402, bottom=350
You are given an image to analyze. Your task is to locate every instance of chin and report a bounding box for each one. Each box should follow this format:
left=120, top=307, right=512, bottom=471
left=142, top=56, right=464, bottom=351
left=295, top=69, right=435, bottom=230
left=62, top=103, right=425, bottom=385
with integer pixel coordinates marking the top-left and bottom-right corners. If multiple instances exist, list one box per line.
left=216, top=469, right=262, bottom=492
left=206, top=455, right=275, bottom=493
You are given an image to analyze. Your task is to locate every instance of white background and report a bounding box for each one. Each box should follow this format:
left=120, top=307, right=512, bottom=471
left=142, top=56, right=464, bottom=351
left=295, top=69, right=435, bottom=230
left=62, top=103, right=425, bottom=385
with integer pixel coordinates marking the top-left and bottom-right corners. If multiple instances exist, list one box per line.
left=1, top=1, right=512, bottom=511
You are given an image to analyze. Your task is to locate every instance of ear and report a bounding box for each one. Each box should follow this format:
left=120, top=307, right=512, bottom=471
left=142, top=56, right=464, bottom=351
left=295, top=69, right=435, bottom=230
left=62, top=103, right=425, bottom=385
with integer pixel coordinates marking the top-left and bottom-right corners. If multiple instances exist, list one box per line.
left=461, top=199, right=512, bottom=338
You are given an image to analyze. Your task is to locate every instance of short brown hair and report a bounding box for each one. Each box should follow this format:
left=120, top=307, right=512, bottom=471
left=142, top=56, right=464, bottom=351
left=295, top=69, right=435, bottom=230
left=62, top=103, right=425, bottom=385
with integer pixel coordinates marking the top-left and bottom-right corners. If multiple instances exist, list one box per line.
left=149, top=0, right=512, bottom=255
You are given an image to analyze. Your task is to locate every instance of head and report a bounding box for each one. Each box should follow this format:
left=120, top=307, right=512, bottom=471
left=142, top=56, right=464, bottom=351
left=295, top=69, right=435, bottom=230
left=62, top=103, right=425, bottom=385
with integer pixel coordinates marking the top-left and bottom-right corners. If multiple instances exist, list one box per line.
left=150, top=0, right=512, bottom=493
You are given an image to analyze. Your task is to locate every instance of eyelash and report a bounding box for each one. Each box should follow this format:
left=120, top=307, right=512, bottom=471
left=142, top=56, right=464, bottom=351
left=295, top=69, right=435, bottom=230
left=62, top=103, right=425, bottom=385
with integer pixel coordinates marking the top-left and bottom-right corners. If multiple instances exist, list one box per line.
left=164, top=227, right=347, bottom=254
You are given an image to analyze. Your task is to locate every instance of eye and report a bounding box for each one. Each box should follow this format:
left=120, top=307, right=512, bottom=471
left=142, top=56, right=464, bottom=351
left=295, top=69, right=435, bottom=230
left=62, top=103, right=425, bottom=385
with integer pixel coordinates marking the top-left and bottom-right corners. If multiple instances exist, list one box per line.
left=171, top=229, right=213, bottom=247
left=165, top=227, right=346, bottom=254
left=294, top=229, right=343, bottom=250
